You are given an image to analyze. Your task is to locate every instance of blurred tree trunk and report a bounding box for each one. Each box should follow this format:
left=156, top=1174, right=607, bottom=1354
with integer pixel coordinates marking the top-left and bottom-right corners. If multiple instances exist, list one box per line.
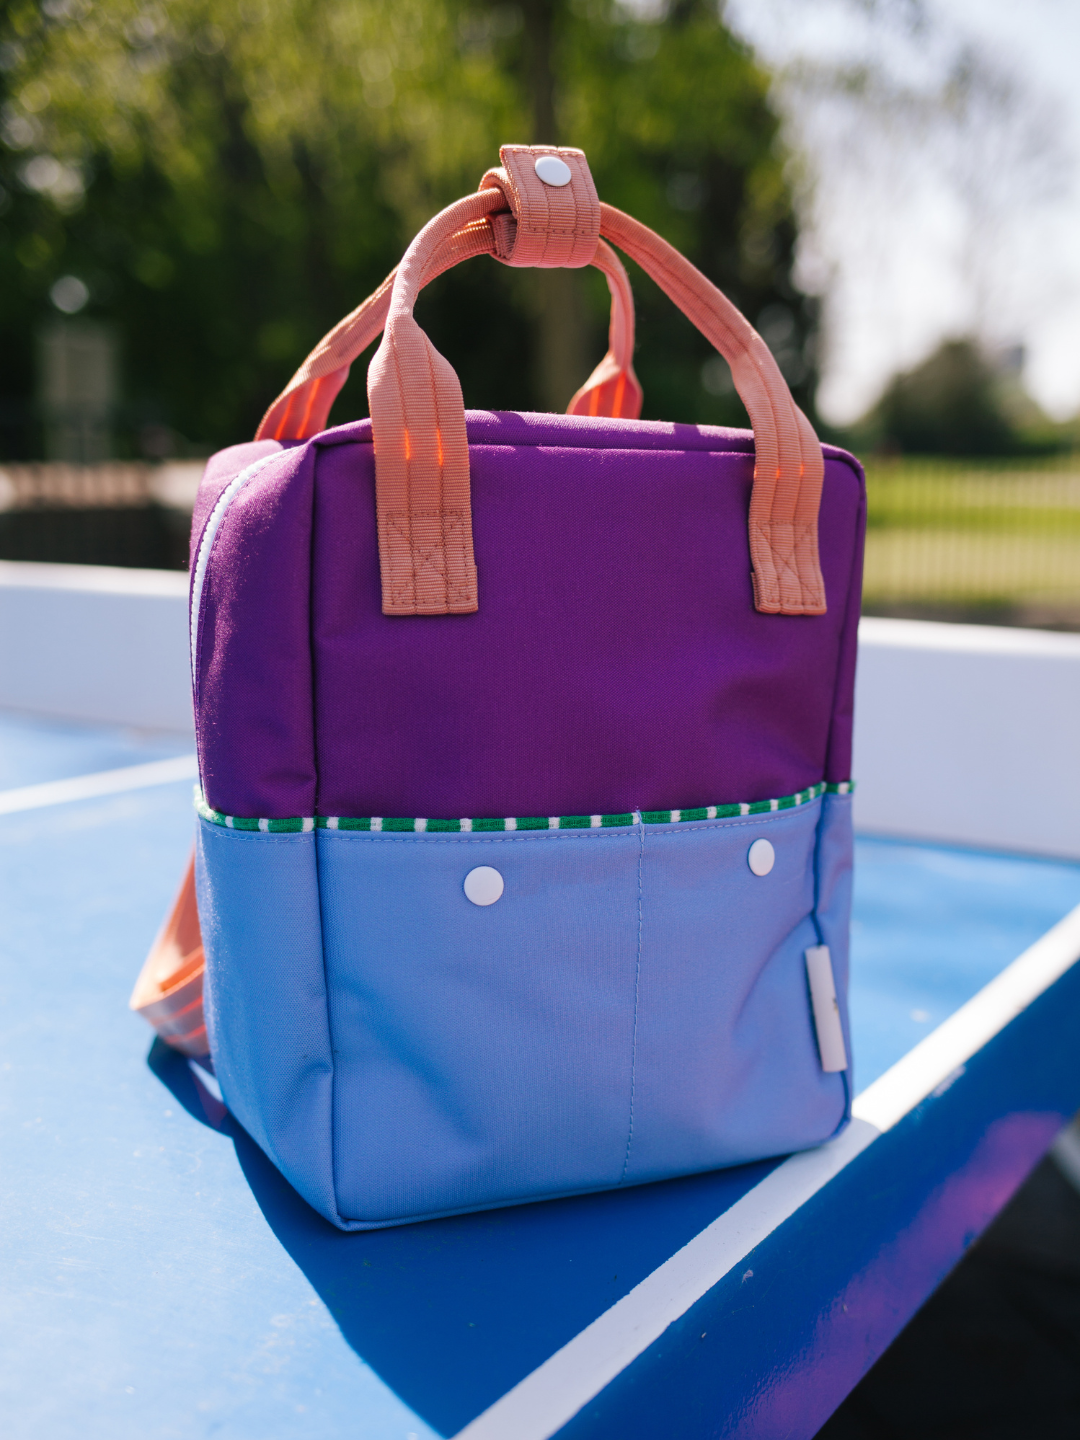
left=521, top=0, right=588, bottom=412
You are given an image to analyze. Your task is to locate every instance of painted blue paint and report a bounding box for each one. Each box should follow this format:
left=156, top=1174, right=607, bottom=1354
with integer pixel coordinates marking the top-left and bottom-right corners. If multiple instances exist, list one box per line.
left=198, top=797, right=850, bottom=1228
left=0, top=708, right=191, bottom=790
left=850, top=834, right=1080, bottom=1085
left=3, top=715, right=1080, bottom=1440
left=196, top=822, right=341, bottom=1225
left=0, top=777, right=441, bottom=1440
left=552, top=959, right=1080, bottom=1440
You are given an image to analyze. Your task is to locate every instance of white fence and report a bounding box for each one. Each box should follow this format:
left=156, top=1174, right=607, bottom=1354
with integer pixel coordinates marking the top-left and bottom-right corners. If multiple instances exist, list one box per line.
left=2, top=561, right=1079, bottom=859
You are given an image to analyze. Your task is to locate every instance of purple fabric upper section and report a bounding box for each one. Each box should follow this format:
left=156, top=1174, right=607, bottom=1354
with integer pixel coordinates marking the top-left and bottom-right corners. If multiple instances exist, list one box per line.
left=192, top=411, right=866, bottom=819
left=189, top=439, right=285, bottom=570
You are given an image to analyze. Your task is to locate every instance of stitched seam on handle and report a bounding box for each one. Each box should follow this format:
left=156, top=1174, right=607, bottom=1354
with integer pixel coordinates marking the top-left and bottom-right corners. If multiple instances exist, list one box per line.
left=422, top=331, right=448, bottom=612
left=370, top=190, right=499, bottom=616
left=385, top=331, right=417, bottom=613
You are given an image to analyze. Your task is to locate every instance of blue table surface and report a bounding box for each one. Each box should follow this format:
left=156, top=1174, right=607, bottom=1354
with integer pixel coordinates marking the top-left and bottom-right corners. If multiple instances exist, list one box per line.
left=0, top=710, right=192, bottom=791
left=3, top=716, right=1080, bottom=1440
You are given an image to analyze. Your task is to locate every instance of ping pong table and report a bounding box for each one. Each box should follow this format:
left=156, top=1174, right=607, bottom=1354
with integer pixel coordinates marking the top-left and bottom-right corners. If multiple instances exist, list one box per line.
left=4, top=707, right=1080, bottom=1440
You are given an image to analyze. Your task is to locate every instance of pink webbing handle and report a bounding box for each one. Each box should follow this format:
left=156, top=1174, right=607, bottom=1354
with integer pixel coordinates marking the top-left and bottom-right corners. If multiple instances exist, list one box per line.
left=480, top=146, right=641, bottom=421
left=598, top=203, right=826, bottom=615
left=256, top=206, right=640, bottom=447
left=365, top=156, right=645, bottom=616
left=366, top=151, right=826, bottom=617
left=567, top=241, right=643, bottom=421
left=364, top=190, right=499, bottom=614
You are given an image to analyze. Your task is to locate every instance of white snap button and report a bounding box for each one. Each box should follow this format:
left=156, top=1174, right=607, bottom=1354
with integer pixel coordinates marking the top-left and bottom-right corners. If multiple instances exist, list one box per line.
left=747, top=839, right=775, bottom=876
left=534, top=154, right=572, bottom=187
left=464, top=865, right=504, bottom=906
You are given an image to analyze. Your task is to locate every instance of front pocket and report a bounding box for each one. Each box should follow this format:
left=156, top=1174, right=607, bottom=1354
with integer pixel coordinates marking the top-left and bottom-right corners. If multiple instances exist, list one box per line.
left=318, top=825, right=642, bottom=1223
left=624, top=805, right=848, bottom=1184
left=315, top=794, right=851, bottom=1224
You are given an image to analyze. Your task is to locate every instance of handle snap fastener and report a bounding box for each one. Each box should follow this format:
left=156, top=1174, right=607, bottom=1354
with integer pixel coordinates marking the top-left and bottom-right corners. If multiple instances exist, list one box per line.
left=534, top=155, right=572, bottom=187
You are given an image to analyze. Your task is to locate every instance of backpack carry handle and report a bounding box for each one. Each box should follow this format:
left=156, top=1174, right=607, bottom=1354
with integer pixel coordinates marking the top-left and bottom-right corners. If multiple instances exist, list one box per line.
left=597, top=202, right=826, bottom=618
left=262, top=143, right=826, bottom=619
left=256, top=200, right=641, bottom=446
left=367, top=144, right=826, bottom=618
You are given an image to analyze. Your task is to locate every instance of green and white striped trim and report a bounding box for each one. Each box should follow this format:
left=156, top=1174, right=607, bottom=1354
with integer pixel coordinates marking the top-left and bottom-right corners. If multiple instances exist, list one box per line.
left=195, top=781, right=853, bottom=835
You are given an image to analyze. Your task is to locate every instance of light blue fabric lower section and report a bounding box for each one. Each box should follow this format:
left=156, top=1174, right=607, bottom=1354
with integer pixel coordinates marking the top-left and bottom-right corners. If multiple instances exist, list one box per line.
left=623, top=802, right=849, bottom=1183
left=319, top=824, right=642, bottom=1223
left=195, top=824, right=340, bottom=1223
left=197, top=794, right=853, bottom=1229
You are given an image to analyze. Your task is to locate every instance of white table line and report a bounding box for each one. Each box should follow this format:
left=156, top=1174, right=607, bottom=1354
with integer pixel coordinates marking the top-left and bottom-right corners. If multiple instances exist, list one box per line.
left=0, top=753, right=198, bottom=815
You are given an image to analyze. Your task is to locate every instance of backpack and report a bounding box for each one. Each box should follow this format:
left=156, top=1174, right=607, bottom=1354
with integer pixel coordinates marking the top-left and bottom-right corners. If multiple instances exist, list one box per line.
left=131, top=145, right=865, bottom=1230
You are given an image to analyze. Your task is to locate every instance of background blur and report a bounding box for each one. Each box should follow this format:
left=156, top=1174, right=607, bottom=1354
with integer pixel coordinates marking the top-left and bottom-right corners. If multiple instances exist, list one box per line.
left=0, top=0, right=1078, bottom=623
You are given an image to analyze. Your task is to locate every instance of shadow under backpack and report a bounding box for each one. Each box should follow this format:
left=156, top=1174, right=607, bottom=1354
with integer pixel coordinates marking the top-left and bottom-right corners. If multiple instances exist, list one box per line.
left=131, top=145, right=867, bottom=1231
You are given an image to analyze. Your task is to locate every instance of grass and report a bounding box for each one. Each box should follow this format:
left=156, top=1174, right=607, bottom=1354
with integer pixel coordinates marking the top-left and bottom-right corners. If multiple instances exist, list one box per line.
left=860, top=454, right=1080, bottom=611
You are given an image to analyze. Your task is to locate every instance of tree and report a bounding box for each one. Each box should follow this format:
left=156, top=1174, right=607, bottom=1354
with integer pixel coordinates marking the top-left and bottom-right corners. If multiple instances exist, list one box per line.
left=867, top=339, right=1051, bottom=456
left=0, top=0, right=817, bottom=457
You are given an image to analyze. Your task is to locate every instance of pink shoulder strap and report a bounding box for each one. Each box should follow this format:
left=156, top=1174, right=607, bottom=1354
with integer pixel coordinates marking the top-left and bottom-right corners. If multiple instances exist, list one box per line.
left=129, top=854, right=208, bottom=1058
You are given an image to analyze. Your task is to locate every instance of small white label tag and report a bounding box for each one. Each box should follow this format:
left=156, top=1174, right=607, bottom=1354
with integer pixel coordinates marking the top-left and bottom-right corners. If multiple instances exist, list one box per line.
left=805, top=945, right=848, bottom=1073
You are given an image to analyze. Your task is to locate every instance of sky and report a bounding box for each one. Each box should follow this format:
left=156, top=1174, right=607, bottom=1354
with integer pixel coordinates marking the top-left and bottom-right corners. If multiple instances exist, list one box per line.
left=723, top=0, right=1080, bottom=424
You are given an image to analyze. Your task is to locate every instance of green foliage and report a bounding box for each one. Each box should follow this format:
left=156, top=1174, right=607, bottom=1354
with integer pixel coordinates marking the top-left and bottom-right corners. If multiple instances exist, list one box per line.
left=565, top=0, right=817, bottom=425
left=858, top=453, right=1080, bottom=622
left=863, top=454, right=1080, bottom=535
left=0, top=0, right=817, bottom=456
left=874, top=340, right=1015, bottom=456
left=855, top=338, right=1066, bottom=459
